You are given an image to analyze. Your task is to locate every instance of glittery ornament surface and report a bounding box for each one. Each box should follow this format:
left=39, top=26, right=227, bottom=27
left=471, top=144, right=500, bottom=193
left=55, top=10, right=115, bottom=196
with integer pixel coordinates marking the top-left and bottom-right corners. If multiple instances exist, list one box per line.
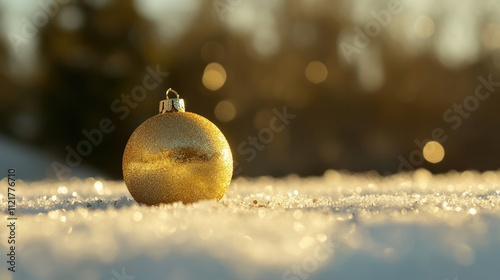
left=123, top=112, right=233, bottom=205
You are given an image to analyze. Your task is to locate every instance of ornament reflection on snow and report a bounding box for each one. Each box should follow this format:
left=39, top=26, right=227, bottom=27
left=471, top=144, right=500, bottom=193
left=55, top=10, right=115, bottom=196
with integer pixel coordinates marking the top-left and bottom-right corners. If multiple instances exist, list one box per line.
left=123, top=88, right=233, bottom=205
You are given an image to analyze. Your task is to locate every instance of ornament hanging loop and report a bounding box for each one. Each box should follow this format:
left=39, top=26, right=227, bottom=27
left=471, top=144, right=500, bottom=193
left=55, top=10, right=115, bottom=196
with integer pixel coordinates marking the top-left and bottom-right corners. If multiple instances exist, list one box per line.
left=166, top=88, right=180, bottom=99
left=160, top=88, right=185, bottom=113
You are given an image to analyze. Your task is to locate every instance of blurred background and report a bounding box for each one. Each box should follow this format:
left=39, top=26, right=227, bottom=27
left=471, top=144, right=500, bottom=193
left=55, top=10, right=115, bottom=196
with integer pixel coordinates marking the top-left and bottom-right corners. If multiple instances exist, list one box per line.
left=1, top=0, right=500, bottom=181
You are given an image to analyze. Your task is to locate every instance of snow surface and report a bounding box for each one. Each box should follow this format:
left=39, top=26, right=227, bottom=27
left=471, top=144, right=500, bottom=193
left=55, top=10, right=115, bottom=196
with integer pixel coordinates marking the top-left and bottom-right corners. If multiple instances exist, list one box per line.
left=1, top=169, right=500, bottom=280
left=0, top=136, right=106, bottom=181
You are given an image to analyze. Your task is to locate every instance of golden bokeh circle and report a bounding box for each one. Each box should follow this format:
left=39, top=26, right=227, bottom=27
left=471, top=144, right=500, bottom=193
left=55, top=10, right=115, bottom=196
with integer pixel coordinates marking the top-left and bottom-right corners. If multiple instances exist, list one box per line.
left=423, top=141, right=445, bottom=164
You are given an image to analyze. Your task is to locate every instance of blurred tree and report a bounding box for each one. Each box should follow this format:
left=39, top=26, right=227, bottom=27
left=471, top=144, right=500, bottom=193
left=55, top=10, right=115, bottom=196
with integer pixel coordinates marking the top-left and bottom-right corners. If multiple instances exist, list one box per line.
left=36, top=0, right=156, bottom=178
left=3, top=0, right=500, bottom=179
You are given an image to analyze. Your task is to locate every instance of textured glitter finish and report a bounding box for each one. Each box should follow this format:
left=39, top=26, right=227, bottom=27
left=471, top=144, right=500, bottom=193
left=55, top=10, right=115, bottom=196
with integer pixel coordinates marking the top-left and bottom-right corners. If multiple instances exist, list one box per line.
left=123, top=112, right=233, bottom=205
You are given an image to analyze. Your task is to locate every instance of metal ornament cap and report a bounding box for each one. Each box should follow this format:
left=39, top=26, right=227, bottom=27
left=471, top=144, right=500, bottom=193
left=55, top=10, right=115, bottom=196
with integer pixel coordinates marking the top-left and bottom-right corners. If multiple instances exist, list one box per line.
left=159, top=88, right=185, bottom=113
left=123, top=89, right=233, bottom=205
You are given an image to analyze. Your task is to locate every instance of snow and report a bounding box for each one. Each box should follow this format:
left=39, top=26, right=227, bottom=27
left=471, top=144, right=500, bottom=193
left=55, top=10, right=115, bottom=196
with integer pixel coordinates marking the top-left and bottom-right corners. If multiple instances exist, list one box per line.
left=0, top=136, right=106, bottom=181
left=1, top=169, right=500, bottom=280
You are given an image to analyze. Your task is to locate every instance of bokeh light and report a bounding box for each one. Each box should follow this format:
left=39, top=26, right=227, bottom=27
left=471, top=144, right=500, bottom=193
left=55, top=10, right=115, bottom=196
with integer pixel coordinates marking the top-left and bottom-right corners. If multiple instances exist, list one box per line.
left=202, top=62, right=227, bottom=91
left=94, top=181, right=104, bottom=194
left=413, top=15, right=435, bottom=39
left=481, top=23, right=500, bottom=49
left=305, top=61, right=328, bottom=84
left=423, top=141, right=445, bottom=164
left=214, top=100, right=236, bottom=123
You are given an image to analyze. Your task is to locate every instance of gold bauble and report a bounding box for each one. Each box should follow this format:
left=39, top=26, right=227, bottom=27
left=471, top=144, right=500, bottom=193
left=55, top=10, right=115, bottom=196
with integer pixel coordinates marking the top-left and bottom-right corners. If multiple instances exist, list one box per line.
left=123, top=89, right=233, bottom=205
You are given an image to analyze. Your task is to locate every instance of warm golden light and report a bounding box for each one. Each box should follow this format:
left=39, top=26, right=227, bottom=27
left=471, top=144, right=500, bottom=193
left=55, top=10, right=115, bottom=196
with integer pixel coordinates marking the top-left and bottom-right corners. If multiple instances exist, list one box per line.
left=202, top=62, right=227, bottom=91
left=414, top=15, right=435, bottom=38
left=94, top=181, right=103, bottom=191
left=305, top=61, right=328, bottom=84
left=214, top=100, right=236, bottom=122
left=481, top=23, right=500, bottom=49
left=423, top=141, right=445, bottom=163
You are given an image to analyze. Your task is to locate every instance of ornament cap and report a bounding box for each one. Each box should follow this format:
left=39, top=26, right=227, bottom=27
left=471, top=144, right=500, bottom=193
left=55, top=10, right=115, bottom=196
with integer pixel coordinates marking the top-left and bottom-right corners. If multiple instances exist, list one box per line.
left=160, top=88, right=185, bottom=113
